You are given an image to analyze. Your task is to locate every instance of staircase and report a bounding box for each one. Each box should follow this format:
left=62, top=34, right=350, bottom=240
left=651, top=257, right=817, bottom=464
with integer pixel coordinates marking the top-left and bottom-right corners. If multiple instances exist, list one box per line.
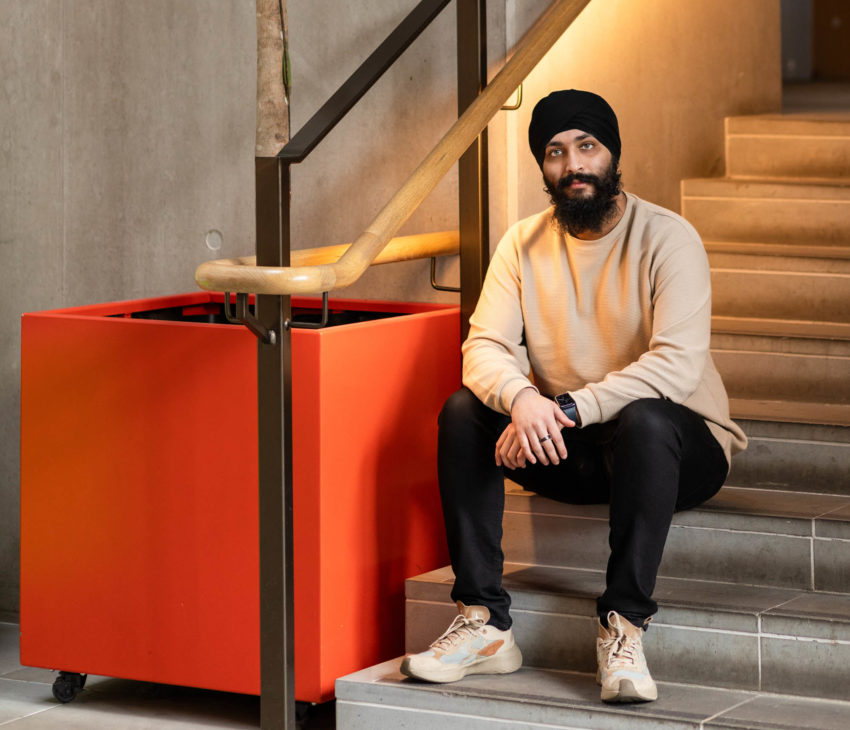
left=335, top=113, right=850, bottom=728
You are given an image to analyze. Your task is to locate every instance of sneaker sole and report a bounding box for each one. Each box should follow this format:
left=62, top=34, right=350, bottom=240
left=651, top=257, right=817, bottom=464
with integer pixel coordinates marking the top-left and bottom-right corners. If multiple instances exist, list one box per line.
left=400, top=645, right=523, bottom=684
left=601, top=678, right=658, bottom=703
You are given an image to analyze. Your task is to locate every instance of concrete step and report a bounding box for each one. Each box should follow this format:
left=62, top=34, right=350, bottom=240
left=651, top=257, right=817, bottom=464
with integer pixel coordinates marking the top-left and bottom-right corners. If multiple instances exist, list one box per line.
left=729, top=419, right=850, bottom=494
left=711, top=317, right=850, bottom=353
left=337, top=659, right=850, bottom=729
left=707, top=245, right=850, bottom=273
left=725, top=114, right=850, bottom=179
left=403, top=562, right=850, bottom=702
left=501, top=483, right=850, bottom=592
left=706, top=239, right=850, bottom=262
left=729, top=398, right=850, bottom=427
left=709, top=266, right=850, bottom=322
left=711, top=348, right=850, bottom=406
left=680, top=178, right=850, bottom=246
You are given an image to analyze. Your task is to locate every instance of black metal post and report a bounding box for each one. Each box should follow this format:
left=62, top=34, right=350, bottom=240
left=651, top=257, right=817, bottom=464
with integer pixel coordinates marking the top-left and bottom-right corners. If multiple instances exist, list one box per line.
left=255, top=156, right=296, bottom=730
left=457, top=0, right=489, bottom=341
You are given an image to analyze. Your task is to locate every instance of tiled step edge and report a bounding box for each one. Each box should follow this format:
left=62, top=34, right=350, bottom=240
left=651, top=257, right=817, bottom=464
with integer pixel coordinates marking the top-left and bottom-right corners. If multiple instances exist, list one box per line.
left=336, top=660, right=850, bottom=730
left=406, top=563, right=850, bottom=701
left=730, top=418, right=850, bottom=494
left=501, top=484, right=850, bottom=592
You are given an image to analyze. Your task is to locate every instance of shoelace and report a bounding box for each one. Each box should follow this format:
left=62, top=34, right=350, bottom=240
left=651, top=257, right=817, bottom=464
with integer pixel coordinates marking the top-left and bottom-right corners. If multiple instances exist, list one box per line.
left=430, top=614, right=485, bottom=651
left=601, top=633, right=638, bottom=669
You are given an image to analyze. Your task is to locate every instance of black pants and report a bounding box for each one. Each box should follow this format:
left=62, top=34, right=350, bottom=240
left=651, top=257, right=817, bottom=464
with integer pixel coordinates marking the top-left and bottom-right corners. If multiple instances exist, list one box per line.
left=437, top=387, right=728, bottom=630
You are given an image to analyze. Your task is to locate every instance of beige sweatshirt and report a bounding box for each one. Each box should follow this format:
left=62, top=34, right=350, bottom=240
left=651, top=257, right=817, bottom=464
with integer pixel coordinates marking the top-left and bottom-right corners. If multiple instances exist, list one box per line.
left=462, top=192, right=747, bottom=466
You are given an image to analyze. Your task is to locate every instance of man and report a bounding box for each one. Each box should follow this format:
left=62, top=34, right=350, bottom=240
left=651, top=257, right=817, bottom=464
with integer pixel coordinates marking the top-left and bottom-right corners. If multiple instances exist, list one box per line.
left=401, top=89, right=747, bottom=703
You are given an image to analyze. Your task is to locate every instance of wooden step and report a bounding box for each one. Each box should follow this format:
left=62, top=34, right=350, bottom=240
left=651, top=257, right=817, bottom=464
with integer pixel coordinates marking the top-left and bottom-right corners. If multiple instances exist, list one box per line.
left=681, top=178, right=850, bottom=246
left=725, top=114, right=850, bottom=179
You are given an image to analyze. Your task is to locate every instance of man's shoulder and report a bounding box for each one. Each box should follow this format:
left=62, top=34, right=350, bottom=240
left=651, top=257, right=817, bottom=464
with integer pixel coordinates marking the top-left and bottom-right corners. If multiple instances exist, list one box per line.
left=508, top=206, right=555, bottom=239
left=498, top=207, right=557, bottom=254
left=627, top=193, right=701, bottom=244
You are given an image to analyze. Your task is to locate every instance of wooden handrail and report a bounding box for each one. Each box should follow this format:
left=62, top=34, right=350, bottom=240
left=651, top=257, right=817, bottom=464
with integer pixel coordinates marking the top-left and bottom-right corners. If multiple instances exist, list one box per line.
left=195, top=0, right=591, bottom=295
left=197, top=231, right=459, bottom=293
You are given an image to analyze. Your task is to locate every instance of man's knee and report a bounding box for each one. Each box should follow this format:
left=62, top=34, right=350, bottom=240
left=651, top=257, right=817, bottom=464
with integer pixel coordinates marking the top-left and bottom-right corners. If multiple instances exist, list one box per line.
left=439, top=387, right=482, bottom=430
left=615, top=399, right=678, bottom=443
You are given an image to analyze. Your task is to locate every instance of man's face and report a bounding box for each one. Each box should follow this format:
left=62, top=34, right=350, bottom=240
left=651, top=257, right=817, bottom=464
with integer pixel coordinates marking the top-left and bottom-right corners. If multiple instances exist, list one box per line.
left=542, top=129, right=612, bottom=194
left=541, top=129, right=621, bottom=236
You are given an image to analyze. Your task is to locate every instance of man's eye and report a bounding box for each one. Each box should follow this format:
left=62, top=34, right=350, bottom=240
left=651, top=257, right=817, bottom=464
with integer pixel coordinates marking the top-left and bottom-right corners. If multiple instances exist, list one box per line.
left=547, top=148, right=563, bottom=157
left=579, top=142, right=594, bottom=150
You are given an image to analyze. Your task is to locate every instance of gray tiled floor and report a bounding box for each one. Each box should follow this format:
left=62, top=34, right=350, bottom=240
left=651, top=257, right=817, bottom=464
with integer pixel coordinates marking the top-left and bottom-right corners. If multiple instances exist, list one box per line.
left=0, top=623, right=335, bottom=729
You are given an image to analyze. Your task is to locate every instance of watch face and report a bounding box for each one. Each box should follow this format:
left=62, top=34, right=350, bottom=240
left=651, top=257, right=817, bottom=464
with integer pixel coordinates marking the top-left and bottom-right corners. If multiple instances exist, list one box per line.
left=556, top=394, right=575, bottom=408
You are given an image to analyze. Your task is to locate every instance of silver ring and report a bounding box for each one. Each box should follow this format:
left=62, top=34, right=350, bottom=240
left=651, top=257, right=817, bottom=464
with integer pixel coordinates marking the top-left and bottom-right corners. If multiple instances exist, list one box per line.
left=539, top=434, right=552, bottom=443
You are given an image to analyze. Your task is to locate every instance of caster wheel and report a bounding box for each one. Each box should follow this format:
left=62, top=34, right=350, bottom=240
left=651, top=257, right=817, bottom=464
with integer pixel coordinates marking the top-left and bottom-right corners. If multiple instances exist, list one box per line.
left=295, top=701, right=311, bottom=724
left=52, top=672, right=87, bottom=703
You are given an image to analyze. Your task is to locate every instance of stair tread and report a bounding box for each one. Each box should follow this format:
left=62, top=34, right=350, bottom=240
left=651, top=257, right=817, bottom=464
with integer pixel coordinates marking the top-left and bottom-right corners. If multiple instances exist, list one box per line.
left=729, top=398, right=850, bottom=426
left=410, top=562, right=850, bottom=631
left=337, top=659, right=850, bottom=730
left=505, top=483, right=850, bottom=535
left=726, top=113, right=850, bottom=136
left=682, top=177, right=850, bottom=197
left=704, top=241, right=850, bottom=259
left=711, top=316, right=850, bottom=341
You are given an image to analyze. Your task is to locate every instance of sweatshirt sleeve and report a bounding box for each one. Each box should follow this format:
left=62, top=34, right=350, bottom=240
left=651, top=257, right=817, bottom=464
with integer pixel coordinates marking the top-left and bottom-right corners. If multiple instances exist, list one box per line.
left=461, top=231, right=535, bottom=414
left=570, top=221, right=712, bottom=425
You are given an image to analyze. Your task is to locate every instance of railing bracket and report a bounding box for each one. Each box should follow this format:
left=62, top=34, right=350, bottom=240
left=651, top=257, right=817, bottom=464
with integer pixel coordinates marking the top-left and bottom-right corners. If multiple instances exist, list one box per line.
left=224, top=291, right=277, bottom=345
left=500, top=83, right=523, bottom=111
left=288, top=291, right=330, bottom=330
left=430, top=257, right=461, bottom=293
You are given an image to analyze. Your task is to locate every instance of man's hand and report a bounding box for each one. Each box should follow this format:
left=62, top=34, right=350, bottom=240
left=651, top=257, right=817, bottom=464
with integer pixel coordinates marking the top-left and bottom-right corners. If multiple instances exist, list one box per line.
left=495, top=388, right=575, bottom=469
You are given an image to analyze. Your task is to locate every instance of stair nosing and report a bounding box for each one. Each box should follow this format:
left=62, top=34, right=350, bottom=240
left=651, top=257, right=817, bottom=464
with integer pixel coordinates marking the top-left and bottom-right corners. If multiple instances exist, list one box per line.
left=338, top=660, right=850, bottom=730
left=408, top=563, right=850, bottom=632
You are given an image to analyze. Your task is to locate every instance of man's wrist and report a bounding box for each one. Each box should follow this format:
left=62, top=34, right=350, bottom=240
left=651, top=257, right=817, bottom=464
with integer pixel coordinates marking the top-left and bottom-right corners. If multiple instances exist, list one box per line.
left=509, top=386, right=538, bottom=412
left=554, top=392, right=581, bottom=426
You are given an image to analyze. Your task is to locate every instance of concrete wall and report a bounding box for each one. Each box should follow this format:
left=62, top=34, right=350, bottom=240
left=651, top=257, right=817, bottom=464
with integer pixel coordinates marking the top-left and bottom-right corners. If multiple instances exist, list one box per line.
left=504, top=0, right=782, bottom=222
left=1, top=0, right=257, bottom=621
left=1, top=0, right=780, bottom=618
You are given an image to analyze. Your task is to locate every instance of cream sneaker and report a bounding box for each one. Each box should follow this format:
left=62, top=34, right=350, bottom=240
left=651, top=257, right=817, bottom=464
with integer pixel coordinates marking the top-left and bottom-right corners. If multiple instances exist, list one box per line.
left=400, top=601, right=522, bottom=683
left=596, top=610, right=658, bottom=703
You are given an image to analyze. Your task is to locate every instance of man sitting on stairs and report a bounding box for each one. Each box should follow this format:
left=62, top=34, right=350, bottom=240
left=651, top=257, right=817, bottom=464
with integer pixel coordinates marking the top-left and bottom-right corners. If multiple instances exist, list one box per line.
left=401, top=89, right=748, bottom=703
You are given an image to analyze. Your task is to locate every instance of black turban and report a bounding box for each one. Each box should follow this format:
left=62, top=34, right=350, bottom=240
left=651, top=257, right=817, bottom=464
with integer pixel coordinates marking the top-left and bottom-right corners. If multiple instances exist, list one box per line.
left=528, top=89, right=621, bottom=169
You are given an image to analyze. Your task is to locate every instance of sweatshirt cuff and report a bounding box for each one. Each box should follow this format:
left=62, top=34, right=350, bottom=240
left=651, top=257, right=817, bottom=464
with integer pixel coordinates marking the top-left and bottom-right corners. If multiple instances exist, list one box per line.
left=570, top=388, right=602, bottom=426
left=500, top=380, right=538, bottom=413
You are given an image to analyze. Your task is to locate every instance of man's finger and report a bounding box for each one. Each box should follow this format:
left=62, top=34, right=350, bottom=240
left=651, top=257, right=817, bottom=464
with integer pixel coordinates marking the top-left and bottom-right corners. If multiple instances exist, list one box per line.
left=518, top=432, right=537, bottom=465
left=540, top=435, right=560, bottom=465
left=529, top=430, right=550, bottom=465
left=547, top=423, right=568, bottom=459
left=553, top=406, right=574, bottom=428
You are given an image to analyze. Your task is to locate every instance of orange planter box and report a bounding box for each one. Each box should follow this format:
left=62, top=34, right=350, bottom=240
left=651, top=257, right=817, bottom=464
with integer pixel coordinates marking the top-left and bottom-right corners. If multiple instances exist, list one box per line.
left=20, top=293, right=458, bottom=702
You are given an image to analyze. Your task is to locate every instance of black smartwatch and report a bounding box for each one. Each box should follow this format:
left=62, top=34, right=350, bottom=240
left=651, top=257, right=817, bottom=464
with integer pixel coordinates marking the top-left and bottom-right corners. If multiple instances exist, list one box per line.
left=555, top=393, right=581, bottom=427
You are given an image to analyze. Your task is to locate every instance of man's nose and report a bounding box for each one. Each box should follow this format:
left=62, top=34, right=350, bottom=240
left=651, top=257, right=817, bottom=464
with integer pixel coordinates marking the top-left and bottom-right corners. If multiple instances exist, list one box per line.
left=563, top=149, right=582, bottom=174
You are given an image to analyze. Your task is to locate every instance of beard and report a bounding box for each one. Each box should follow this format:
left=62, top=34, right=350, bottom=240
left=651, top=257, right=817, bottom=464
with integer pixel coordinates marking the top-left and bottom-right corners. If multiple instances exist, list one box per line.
left=544, top=158, right=622, bottom=237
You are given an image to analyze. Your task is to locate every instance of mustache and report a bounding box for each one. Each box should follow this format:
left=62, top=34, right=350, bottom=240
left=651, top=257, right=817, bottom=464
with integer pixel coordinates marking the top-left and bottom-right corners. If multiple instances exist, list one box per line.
left=557, top=172, right=601, bottom=190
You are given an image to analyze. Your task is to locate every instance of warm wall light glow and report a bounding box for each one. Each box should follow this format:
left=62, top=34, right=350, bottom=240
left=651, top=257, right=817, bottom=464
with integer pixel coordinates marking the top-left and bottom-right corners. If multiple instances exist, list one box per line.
left=502, top=0, right=780, bottom=220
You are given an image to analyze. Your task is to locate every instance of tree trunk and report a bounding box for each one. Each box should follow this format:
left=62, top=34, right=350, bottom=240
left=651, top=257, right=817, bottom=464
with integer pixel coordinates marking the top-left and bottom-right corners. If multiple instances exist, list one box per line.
left=256, top=0, right=290, bottom=156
